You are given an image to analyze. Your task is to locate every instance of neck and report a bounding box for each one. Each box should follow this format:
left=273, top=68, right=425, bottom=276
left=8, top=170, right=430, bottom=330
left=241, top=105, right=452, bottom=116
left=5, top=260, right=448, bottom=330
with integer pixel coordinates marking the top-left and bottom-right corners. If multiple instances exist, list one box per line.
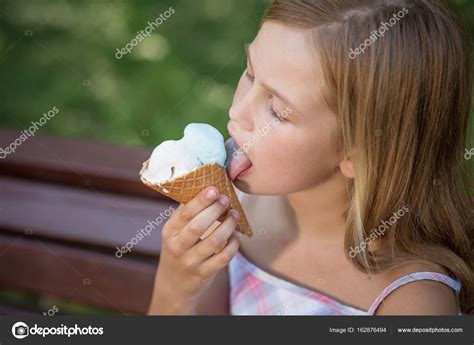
left=286, top=171, right=350, bottom=241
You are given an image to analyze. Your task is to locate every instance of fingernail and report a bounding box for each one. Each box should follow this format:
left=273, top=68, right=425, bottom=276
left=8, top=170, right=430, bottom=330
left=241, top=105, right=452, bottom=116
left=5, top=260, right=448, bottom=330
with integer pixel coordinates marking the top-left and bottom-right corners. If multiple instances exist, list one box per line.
left=229, top=209, right=240, bottom=220
left=206, top=188, right=217, bottom=200
left=218, top=195, right=229, bottom=206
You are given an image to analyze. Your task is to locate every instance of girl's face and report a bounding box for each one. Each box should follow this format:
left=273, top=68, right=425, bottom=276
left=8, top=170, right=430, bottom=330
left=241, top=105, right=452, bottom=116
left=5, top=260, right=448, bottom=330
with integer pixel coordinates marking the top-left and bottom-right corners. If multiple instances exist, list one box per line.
left=227, top=21, right=342, bottom=194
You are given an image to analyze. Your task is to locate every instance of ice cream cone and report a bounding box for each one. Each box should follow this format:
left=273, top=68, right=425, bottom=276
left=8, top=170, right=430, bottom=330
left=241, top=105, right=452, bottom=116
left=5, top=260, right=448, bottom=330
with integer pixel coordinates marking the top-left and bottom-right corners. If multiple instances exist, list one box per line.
left=140, top=160, right=253, bottom=236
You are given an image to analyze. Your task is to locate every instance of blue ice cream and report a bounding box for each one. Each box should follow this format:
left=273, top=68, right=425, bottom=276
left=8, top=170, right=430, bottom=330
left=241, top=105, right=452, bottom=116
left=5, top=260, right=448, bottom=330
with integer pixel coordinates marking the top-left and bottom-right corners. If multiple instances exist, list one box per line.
left=183, top=123, right=226, bottom=167
left=142, top=123, right=227, bottom=184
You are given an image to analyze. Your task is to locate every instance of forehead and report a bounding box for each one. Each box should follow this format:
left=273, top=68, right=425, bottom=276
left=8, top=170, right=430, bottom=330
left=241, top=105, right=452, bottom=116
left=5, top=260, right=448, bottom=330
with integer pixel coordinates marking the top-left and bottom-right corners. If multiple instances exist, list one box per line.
left=250, top=21, right=323, bottom=113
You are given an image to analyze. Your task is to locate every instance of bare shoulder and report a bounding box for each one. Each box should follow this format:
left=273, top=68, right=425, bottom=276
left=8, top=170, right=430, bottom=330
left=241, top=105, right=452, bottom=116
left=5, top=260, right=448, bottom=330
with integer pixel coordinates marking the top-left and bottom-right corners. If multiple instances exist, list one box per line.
left=196, top=267, right=230, bottom=315
left=376, top=279, right=458, bottom=315
left=375, top=263, right=459, bottom=315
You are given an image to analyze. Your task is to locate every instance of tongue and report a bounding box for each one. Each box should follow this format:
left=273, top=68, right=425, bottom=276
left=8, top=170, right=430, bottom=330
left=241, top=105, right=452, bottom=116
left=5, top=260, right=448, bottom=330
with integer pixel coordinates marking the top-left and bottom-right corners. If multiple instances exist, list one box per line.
left=225, top=138, right=252, bottom=181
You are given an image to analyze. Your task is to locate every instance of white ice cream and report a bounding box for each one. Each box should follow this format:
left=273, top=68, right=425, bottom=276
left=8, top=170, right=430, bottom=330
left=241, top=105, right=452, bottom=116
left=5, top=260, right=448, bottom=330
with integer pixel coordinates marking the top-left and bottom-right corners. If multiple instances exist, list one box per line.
left=142, top=123, right=226, bottom=185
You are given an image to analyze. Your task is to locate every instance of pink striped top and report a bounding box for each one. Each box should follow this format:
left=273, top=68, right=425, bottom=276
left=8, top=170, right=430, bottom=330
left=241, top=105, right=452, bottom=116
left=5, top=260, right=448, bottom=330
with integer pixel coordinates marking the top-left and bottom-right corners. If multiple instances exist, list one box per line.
left=228, top=250, right=462, bottom=315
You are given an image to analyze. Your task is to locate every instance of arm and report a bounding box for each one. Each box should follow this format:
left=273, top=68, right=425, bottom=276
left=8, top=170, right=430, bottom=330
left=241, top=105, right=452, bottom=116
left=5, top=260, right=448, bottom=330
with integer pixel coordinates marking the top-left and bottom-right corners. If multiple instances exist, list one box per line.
left=195, top=267, right=231, bottom=315
left=147, top=187, right=240, bottom=315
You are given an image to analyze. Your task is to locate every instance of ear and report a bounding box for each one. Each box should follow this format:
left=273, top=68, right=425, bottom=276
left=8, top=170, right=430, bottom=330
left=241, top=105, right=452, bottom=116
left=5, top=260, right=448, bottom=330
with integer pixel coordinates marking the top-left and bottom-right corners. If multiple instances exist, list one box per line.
left=339, top=158, right=355, bottom=179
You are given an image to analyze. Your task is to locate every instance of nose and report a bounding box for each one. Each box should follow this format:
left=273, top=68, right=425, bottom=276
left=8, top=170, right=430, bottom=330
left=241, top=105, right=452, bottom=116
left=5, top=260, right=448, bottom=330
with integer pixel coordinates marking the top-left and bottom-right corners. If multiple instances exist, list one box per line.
left=229, top=87, right=256, bottom=132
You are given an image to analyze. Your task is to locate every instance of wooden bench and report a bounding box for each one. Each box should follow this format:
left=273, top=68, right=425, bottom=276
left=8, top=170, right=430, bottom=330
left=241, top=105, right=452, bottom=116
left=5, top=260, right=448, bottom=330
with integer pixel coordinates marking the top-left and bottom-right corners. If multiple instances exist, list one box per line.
left=0, top=129, right=176, bottom=314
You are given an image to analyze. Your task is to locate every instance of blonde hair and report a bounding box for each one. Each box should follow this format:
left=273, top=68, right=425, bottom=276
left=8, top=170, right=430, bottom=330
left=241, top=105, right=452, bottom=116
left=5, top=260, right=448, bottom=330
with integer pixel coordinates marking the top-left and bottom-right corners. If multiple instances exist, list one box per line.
left=264, top=0, right=474, bottom=313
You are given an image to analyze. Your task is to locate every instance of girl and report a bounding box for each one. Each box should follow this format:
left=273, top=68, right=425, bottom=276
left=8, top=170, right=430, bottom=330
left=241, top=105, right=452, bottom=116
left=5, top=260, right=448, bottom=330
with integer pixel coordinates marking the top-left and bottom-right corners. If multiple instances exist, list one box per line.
left=148, top=0, right=473, bottom=315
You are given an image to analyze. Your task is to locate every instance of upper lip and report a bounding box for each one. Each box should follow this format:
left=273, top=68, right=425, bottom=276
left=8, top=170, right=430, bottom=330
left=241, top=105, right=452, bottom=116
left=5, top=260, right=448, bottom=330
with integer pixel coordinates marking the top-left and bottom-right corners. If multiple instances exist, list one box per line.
left=227, top=121, right=253, bottom=170
left=226, top=122, right=243, bottom=149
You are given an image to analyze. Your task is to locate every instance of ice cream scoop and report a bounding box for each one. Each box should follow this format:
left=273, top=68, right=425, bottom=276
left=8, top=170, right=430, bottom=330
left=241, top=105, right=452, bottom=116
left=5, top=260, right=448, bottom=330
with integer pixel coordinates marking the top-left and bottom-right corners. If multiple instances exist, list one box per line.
left=184, top=123, right=226, bottom=166
left=141, top=140, right=200, bottom=183
left=142, top=123, right=226, bottom=184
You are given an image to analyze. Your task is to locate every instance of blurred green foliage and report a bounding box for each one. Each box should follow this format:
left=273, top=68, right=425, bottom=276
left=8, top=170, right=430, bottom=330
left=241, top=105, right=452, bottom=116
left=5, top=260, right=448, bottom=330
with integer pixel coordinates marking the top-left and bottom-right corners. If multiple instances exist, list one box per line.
left=0, top=288, right=112, bottom=315
left=0, top=0, right=472, bottom=159
left=0, top=0, right=473, bottom=149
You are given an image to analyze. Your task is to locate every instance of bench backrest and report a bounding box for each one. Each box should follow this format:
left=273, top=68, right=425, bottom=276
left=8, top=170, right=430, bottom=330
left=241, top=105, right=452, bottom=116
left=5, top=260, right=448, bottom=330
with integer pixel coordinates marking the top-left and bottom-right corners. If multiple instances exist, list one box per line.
left=0, top=129, right=175, bottom=314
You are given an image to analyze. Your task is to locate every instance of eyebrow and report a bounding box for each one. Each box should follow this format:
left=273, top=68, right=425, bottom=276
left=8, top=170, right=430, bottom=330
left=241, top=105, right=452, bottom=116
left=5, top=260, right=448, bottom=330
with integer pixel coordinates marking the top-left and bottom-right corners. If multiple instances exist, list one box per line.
left=244, top=43, right=299, bottom=114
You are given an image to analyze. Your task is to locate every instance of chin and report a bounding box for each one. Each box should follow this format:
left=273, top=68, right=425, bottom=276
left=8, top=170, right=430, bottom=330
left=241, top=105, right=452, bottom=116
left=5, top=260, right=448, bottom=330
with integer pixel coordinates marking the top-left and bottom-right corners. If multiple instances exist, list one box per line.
left=232, top=176, right=288, bottom=195
left=232, top=180, right=250, bottom=193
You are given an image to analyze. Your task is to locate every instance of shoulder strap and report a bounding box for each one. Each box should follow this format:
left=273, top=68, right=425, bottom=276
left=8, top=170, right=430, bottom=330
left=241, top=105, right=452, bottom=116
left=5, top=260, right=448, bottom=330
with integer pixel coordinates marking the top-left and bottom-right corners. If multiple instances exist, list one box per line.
left=367, top=272, right=461, bottom=315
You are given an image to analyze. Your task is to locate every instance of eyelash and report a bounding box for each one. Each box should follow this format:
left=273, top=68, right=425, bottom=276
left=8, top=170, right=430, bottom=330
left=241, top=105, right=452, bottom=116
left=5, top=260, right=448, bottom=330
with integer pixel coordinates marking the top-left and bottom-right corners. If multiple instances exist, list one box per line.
left=268, top=103, right=280, bottom=119
left=245, top=70, right=285, bottom=121
left=245, top=70, right=254, bottom=81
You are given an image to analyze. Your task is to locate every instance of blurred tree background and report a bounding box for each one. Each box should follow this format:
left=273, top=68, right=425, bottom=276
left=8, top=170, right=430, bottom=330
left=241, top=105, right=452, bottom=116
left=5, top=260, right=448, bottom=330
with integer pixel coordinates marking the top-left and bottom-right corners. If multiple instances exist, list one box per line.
left=0, top=0, right=271, bottom=146
left=0, top=0, right=472, bottom=154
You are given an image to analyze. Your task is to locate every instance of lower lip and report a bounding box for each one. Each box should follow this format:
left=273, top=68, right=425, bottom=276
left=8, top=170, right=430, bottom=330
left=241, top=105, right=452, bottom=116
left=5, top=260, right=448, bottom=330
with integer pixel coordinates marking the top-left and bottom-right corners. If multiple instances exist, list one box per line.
left=236, top=165, right=252, bottom=179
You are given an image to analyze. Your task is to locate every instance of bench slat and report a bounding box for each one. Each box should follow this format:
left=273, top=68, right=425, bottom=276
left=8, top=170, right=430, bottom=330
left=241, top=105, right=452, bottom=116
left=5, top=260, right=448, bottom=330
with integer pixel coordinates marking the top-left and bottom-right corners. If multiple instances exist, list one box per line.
left=0, top=128, right=159, bottom=198
left=0, top=232, right=156, bottom=314
left=0, top=176, right=174, bottom=257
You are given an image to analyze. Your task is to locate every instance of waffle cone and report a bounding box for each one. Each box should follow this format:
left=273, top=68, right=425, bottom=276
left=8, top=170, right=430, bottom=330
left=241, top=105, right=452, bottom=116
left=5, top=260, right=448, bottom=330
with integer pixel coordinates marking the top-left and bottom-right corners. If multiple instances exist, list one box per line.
left=140, top=161, right=253, bottom=236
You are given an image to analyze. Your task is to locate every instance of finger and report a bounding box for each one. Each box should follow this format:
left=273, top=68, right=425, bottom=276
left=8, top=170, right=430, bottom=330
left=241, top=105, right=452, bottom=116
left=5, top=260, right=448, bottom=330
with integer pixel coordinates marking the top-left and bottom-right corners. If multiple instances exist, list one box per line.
left=171, top=196, right=230, bottom=251
left=170, top=186, right=220, bottom=232
left=199, top=234, right=240, bottom=276
left=192, top=209, right=240, bottom=262
left=199, top=220, right=221, bottom=241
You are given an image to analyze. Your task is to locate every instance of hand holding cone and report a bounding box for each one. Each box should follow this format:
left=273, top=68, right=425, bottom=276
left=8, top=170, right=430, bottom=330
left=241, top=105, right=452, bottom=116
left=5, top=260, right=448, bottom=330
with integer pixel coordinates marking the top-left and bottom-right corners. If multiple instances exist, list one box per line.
left=140, top=160, right=253, bottom=236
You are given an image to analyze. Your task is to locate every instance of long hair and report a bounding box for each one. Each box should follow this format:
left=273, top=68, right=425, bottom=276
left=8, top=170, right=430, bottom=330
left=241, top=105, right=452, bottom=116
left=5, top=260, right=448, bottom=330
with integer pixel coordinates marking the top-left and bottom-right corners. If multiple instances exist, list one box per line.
left=264, top=0, right=474, bottom=313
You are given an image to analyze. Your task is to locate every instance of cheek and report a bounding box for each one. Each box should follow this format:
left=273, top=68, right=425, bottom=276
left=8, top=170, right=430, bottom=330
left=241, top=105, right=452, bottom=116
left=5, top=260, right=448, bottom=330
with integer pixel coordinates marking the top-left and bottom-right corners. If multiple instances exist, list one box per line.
left=261, top=138, right=315, bottom=181
left=259, top=128, right=332, bottom=168
left=242, top=126, right=340, bottom=194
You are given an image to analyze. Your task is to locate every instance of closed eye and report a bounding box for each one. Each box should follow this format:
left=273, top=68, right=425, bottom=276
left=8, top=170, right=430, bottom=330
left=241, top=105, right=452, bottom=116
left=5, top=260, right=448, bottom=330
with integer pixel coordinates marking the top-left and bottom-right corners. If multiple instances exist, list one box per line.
left=245, top=70, right=254, bottom=82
